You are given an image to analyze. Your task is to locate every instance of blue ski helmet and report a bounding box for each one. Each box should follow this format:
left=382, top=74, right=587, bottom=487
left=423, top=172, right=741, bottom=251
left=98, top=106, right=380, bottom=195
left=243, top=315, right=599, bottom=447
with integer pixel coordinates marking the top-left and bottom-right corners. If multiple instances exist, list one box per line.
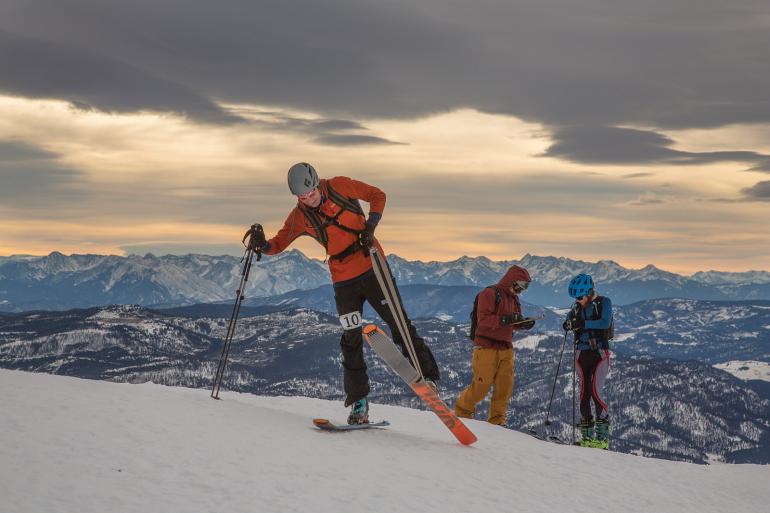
left=568, top=273, right=594, bottom=298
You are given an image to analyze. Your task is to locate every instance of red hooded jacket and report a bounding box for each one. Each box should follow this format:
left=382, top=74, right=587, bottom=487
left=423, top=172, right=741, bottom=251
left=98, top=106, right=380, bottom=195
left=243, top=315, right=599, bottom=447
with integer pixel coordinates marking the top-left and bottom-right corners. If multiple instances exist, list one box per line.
left=473, top=265, right=532, bottom=349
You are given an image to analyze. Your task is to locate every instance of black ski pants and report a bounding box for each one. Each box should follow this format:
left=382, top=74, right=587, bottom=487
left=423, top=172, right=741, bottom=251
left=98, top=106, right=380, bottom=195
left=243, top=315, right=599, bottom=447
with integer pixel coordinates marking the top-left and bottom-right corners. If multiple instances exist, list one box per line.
left=334, top=270, right=440, bottom=406
left=576, top=348, right=610, bottom=422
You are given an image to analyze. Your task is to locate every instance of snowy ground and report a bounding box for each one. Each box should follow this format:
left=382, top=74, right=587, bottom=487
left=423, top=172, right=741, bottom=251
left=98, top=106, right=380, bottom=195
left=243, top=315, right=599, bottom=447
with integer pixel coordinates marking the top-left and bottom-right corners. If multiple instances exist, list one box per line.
left=714, top=360, right=770, bottom=383
left=1, top=370, right=768, bottom=513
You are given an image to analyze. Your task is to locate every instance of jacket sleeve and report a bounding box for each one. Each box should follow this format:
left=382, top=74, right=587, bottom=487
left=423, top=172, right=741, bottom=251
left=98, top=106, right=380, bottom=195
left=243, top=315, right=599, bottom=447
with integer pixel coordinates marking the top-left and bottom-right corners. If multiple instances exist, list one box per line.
left=476, top=288, right=502, bottom=329
left=329, top=176, right=386, bottom=216
left=265, top=208, right=308, bottom=255
left=585, top=297, right=613, bottom=330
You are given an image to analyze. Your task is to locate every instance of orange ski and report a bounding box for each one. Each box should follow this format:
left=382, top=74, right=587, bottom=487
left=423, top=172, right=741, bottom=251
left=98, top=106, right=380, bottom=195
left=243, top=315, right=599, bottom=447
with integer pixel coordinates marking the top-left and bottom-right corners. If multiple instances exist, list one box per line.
left=363, top=324, right=477, bottom=445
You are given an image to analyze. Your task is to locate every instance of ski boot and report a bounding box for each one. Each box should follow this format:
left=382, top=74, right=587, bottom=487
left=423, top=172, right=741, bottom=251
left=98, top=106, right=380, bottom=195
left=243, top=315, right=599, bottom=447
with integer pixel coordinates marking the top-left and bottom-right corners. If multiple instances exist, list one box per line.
left=347, top=397, right=369, bottom=425
left=578, top=418, right=596, bottom=448
left=594, top=417, right=610, bottom=450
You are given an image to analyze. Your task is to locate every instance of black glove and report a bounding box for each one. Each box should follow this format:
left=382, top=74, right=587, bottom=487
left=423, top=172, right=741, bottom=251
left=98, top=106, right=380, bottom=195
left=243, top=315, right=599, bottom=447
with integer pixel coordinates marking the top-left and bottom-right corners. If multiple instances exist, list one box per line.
left=243, top=224, right=266, bottom=251
left=359, top=221, right=376, bottom=248
left=518, top=319, right=536, bottom=330
left=501, top=313, right=524, bottom=326
left=563, top=317, right=585, bottom=331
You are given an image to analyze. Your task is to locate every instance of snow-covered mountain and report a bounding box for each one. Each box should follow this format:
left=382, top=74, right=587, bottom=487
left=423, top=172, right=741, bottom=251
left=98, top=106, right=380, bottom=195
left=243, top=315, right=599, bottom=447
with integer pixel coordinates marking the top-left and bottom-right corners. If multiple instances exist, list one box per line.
left=692, top=270, right=770, bottom=285
left=2, top=305, right=768, bottom=464
left=2, top=370, right=768, bottom=513
left=2, top=251, right=770, bottom=311
left=612, top=298, right=770, bottom=364
left=240, top=284, right=561, bottom=325
left=0, top=250, right=327, bottom=311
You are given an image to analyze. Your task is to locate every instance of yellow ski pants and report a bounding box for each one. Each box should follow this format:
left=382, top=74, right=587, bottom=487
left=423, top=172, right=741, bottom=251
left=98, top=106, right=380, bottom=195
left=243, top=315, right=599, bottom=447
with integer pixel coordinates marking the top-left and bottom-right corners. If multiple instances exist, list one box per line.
left=454, top=347, right=515, bottom=425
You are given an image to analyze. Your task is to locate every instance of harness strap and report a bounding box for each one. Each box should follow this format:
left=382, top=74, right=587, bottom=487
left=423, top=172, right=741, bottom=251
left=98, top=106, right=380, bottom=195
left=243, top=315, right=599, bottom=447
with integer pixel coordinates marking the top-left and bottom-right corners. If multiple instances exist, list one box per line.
left=299, top=180, right=366, bottom=256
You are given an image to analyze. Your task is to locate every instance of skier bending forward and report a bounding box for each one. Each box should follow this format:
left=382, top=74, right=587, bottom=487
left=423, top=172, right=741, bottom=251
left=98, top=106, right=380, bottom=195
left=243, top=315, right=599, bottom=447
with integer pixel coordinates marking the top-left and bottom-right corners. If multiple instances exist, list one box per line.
left=254, top=162, right=440, bottom=424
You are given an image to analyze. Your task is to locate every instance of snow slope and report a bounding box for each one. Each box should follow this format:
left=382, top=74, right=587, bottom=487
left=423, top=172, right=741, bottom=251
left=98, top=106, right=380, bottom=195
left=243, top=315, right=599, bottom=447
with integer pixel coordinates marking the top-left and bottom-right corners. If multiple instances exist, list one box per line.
left=715, top=360, right=770, bottom=383
left=1, top=370, right=767, bottom=513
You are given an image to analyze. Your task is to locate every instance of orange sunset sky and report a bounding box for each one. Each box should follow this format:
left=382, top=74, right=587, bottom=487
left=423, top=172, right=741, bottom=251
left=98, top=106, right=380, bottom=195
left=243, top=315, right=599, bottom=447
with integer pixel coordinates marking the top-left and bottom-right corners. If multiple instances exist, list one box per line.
left=1, top=1, right=769, bottom=274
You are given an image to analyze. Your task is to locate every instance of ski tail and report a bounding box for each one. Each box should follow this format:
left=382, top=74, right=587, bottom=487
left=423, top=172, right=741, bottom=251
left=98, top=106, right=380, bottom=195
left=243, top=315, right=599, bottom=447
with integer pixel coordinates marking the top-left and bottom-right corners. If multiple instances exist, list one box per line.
left=313, top=418, right=390, bottom=431
left=363, top=324, right=477, bottom=446
left=410, top=379, right=478, bottom=446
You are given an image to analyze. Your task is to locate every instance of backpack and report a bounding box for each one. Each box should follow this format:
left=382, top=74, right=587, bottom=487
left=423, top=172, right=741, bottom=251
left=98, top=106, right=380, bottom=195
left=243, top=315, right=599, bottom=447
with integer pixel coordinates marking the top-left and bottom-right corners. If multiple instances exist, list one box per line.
left=591, top=295, right=615, bottom=341
left=298, top=180, right=366, bottom=261
left=468, top=286, right=502, bottom=340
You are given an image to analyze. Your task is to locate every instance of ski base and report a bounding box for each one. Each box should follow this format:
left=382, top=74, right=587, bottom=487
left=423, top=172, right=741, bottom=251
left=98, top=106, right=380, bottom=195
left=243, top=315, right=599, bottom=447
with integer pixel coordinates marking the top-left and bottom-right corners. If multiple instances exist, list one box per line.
left=313, top=419, right=390, bottom=431
left=363, top=324, right=478, bottom=446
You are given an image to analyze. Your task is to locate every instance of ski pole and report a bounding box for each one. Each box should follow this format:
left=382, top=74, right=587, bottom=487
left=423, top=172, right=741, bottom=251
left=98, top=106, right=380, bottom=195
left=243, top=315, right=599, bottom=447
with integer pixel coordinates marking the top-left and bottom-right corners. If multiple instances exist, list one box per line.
left=211, top=224, right=264, bottom=400
left=572, top=334, right=577, bottom=444
left=544, top=330, right=569, bottom=426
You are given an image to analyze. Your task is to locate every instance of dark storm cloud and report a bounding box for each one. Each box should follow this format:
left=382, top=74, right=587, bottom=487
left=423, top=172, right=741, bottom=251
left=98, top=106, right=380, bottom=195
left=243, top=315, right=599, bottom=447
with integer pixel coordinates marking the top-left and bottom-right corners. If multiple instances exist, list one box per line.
left=221, top=108, right=403, bottom=145
left=313, top=134, right=405, bottom=146
left=2, top=0, right=770, bottom=161
left=261, top=115, right=405, bottom=145
left=0, top=30, right=240, bottom=124
left=747, top=161, right=770, bottom=173
left=543, top=126, right=770, bottom=167
left=0, top=141, right=57, bottom=161
left=0, top=141, right=84, bottom=206
left=741, top=181, right=770, bottom=200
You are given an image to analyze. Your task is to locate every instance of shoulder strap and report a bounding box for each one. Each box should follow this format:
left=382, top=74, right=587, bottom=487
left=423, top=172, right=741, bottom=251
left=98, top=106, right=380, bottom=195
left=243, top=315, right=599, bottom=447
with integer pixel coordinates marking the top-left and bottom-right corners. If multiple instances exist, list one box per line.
left=299, top=205, right=329, bottom=248
left=593, top=296, right=604, bottom=318
left=489, top=285, right=502, bottom=312
left=299, top=180, right=365, bottom=249
left=325, top=180, right=365, bottom=215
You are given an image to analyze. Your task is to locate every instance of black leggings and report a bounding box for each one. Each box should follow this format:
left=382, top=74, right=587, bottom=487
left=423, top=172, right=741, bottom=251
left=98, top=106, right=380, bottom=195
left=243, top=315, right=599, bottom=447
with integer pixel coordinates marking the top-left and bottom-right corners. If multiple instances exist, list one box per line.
left=334, top=271, right=439, bottom=406
left=576, top=349, right=610, bottom=422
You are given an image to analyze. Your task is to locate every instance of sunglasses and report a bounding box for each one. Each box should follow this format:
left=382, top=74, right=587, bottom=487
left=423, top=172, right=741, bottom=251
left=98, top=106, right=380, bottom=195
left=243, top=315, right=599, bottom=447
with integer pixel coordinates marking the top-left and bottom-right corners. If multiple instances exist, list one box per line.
left=513, top=280, right=529, bottom=291
left=297, top=188, right=318, bottom=201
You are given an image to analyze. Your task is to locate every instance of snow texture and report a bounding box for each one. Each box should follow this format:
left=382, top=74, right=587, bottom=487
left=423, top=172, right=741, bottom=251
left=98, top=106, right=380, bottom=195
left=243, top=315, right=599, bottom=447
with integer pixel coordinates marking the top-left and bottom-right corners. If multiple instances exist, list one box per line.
left=715, top=361, right=770, bottom=383
left=1, top=370, right=768, bottom=513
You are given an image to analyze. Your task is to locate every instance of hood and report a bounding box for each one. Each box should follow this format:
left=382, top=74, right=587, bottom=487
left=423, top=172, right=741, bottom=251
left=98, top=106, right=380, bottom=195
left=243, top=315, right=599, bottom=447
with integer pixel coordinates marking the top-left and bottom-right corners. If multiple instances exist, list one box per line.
left=498, top=265, right=531, bottom=295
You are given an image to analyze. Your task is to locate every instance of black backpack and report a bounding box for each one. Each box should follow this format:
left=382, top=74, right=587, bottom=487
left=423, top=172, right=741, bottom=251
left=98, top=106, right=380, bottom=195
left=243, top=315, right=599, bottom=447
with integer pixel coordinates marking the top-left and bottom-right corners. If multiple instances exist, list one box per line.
left=591, top=295, right=615, bottom=341
left=468, top=286, right=503, bottom=340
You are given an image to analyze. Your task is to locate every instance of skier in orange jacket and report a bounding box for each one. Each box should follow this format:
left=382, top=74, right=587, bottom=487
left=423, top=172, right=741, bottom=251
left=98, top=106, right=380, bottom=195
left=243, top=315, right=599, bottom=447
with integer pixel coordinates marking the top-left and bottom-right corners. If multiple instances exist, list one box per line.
left=258, top=163, right=440, bottom=424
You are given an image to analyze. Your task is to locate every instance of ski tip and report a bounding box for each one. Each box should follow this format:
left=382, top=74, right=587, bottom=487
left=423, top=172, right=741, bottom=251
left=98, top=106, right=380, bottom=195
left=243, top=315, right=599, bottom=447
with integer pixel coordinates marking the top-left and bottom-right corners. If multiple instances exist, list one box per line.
left=313, top=418, right=331, bottom=427
left=363, top=324, right=379, bottom=335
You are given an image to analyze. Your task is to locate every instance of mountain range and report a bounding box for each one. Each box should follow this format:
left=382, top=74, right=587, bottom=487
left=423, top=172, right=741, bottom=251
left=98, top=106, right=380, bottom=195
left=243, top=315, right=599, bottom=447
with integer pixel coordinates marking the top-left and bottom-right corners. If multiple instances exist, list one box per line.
left=2, top=250, right=770, bottom=312
left=1, top=303, right=768, bottom=464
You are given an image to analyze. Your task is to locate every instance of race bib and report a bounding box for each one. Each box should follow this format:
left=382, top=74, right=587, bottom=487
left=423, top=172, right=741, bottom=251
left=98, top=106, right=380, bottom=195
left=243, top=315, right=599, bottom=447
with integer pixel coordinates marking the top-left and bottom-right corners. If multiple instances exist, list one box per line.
left=339, top=311, right=363, bottom=330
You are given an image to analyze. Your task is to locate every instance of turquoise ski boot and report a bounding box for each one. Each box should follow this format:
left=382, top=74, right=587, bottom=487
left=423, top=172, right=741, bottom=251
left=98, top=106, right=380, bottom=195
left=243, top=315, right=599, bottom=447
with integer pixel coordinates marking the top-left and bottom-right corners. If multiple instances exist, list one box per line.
left=347, top=397, right=369, bottom=425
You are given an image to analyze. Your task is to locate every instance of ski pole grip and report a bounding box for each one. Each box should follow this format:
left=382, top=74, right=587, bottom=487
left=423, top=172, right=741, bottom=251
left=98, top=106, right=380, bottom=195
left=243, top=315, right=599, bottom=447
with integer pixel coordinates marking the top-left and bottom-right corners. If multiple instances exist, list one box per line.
left=243, top=223, right=266, bottom=252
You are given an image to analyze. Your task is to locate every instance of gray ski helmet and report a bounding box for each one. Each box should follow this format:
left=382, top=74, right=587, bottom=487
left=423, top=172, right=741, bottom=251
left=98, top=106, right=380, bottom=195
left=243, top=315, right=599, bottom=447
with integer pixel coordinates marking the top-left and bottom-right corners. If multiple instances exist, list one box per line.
left=287, top=162, right=320, bottom=195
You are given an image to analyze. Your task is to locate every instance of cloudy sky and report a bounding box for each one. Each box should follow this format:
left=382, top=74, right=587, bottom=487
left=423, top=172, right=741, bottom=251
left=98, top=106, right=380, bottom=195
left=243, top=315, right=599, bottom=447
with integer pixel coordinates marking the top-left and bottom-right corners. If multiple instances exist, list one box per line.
left=1, top=0, right=769, bottom=273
